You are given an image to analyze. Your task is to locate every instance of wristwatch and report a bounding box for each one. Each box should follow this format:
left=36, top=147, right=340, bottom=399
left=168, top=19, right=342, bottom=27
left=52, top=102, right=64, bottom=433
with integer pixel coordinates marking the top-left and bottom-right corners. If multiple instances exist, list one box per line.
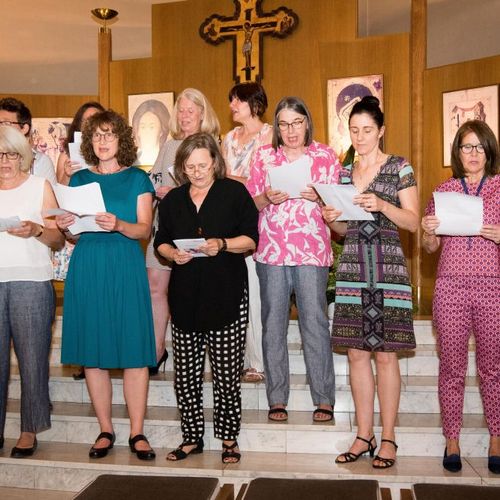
left=219, top=238, right=227, bottom=252
left=35, top=225, right=44, bottom=238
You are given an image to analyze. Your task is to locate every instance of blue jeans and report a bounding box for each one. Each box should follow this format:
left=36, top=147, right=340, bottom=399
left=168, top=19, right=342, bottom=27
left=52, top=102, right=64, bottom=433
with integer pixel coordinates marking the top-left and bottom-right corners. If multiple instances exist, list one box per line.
left=0, top=281, right=54, bottom=436
left=256, top=263, right=335, bottom=407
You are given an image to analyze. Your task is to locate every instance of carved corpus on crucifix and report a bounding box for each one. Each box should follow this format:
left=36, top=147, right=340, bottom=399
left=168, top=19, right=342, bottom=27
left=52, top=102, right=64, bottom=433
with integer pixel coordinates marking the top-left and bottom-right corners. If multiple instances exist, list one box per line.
left=199, top=0, right=298, bottom=83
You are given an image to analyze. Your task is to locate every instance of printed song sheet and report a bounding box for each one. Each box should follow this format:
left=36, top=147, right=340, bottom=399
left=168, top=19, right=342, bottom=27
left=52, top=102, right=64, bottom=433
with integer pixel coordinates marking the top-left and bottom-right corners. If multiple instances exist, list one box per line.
left=433, top=191, right=483, bottom=236
left=313, top=184, right=374, bottom=221
left=267, top=156, right=312, bottom=198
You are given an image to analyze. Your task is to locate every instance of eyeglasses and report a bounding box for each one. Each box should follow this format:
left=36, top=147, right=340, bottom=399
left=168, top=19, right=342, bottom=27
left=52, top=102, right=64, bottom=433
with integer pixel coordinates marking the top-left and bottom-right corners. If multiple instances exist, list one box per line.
left=0, top=121, right=23, bottom=127
left=92, top=132, right=117, bottom=143
left=277, top=117, right=306, bottom=131
left=459, top=143, right=485, bottom=154
left=184, top=163, right=212, bottom=173
left=0, top=151, right=21, bottom=161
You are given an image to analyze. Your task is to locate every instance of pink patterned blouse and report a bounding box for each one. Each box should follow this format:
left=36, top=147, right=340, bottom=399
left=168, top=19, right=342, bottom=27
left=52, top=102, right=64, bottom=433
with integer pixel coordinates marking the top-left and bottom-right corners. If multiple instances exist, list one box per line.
left=246, top=141, right=341, bottom=267
left=424, top=174, right=500, bottom=277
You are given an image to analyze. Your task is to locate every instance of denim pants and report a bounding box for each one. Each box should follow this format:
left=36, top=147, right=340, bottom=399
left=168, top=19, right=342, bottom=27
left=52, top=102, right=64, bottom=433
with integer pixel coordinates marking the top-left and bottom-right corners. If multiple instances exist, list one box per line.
left=256, top=263, right=335, bottom=407
left=0, top=281, right=54, bottom=437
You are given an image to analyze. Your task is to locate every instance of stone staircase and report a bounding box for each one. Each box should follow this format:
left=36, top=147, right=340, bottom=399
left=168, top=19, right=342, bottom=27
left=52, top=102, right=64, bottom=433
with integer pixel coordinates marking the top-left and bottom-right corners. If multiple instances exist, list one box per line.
left=2, top=317, right=499, bottom=499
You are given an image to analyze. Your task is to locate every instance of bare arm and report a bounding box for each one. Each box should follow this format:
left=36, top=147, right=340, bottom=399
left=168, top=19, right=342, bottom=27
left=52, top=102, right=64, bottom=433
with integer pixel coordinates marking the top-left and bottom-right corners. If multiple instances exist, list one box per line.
left=321, top=206, right=348, bottom=236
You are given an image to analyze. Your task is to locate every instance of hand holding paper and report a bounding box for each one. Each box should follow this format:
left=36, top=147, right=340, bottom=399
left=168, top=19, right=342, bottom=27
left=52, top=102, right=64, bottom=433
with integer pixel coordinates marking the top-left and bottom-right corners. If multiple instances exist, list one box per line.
left=173, top=238, right=208, bottom=258
left=0, top=216, right=22, bottom=232
left=313, top=184, right=374, bottom=221
left=433, top=191, right=483, bottom=236
left=267, top=156, right=312, bottom=198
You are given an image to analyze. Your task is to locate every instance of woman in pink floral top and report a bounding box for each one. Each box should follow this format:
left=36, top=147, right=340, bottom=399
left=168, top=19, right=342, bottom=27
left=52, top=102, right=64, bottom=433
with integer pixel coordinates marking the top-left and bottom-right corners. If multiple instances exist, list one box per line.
left=247, top=96, right=341, bottom=423
left=422, top=120, right=500, bottom=474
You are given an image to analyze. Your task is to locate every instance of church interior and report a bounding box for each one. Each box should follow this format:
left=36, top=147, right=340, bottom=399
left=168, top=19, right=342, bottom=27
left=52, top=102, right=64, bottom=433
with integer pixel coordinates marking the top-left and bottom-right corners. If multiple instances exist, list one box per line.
left=1, top=0, right=499, bottom=498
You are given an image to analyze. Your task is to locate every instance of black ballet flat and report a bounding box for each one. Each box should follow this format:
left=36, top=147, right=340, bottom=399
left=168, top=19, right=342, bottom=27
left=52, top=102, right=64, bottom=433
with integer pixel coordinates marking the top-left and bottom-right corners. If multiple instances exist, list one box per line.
left=488, top=455, right=500, bottom=474
left=11, top=437, right=37, bottom=458
left=443, top=447, right=462, bottom=472
left=89, top=431, right=115, bottom=459
left=129, top=434, right=156, bottom=461
left=149, top=349, right=168, bottom=376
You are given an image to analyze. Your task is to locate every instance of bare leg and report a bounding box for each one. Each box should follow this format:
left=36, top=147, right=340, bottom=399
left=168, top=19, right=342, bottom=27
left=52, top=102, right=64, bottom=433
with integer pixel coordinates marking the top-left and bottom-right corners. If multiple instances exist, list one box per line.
left=147, top=268, right=170, bottom=361
left=123, top=367, right=151, bottom=451
left=336, top=349, right=376, bottom=461
left=85, top=368, right=113, bottom=448
left=373, top=351, right=400, bottom=463
left=490, top=435, right=500, bottom=456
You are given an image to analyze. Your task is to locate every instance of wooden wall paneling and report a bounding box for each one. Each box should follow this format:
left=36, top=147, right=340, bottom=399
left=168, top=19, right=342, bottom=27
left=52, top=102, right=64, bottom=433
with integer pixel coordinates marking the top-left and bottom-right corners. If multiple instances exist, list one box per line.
left=419, top=54, right=500, bottom=314
left=0, top=94, right=98, bottom=118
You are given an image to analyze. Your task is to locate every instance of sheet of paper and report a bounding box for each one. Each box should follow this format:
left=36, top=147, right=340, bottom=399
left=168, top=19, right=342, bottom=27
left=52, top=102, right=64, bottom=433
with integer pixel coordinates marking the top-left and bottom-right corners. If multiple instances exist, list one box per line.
left=173, top=238, right=208, bottom=257
left=433, top=191, right=483, bottom=236
left=68, top=142, right=91, bottom=170
left=313, top=184, right=374, bottom=221
left=52, top=183, right=107, bottom=234
left=267, top=156, right=312, bottom=198
left=0, top=216, right=22, bottom=231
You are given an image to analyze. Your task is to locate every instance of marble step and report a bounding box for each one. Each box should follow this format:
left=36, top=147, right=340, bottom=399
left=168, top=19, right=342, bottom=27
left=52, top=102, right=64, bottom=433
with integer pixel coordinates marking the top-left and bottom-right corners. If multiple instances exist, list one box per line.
left=4, top=400, right=492, bottom=458
left=11, top=319, right=479, bottom=378
left=7, top=367, right=484, bottom=414
left=0, top=439, right=498, bottom=500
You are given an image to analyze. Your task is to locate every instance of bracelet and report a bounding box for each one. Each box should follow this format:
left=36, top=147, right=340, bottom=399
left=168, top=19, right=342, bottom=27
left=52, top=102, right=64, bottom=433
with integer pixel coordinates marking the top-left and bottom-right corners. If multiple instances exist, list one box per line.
left=35, top=225, right=44, bottom=238
left=219, top=238, right=227, bottom=252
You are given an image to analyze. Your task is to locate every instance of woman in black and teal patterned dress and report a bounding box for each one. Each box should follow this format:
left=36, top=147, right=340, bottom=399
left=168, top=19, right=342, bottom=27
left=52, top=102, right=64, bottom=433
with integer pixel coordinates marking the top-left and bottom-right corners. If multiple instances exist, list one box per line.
left=322, top=96, right=419, bottom=469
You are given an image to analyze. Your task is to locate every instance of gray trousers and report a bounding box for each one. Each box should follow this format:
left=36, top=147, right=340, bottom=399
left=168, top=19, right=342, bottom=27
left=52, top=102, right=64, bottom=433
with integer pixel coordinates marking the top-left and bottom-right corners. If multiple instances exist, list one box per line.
left=256, top=263, right=335, bottom=407
left=0, top=281, right=54, bottom=437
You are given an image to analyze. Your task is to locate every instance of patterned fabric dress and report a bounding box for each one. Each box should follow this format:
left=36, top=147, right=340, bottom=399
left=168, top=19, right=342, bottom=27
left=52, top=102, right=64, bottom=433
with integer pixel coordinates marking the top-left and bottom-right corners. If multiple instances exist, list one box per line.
left=331, top=155, right=416, bottom=352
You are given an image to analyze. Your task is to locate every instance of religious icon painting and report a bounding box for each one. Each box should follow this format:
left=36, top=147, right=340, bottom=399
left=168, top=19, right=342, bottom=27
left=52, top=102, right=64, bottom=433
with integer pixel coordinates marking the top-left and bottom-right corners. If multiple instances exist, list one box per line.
left=327, top=75, right=384, bottom=163
left=31, top=117, right=72, bottom=168
left=128, top=92, right=175, bottom=170
left=442, top=85, right=498, bottom=166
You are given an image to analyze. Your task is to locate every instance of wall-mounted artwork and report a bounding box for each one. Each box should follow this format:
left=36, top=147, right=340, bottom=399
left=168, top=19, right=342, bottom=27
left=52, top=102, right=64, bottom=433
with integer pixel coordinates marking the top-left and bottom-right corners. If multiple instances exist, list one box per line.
left=31, top=118, right=71, bottom=168
left=442, top=85, right=498, bottom=166
left=327, top=74, right=384, bottom=162
left=128, top=92, right=174, bottom=169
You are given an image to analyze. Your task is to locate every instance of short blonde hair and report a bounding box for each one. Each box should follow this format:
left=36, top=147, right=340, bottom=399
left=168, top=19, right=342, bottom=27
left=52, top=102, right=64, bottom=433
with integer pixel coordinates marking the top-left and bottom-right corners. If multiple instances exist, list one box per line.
left=0, top=126, right=33, bottom=172
left=170, top=88, right=220, bottom=140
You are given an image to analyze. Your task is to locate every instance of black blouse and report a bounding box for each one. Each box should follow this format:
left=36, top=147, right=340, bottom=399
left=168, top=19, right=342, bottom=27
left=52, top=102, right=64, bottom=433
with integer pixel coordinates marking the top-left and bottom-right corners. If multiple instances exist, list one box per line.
left=154, top=178, right=259, bottom=332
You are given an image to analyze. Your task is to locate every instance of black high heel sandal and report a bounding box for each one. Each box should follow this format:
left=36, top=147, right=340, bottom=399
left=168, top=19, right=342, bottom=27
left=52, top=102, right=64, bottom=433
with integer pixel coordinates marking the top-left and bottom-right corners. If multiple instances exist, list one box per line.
left=149, top=349, right=168, bottom=376
left=335, top=435, right=376, bottom=463
left=372, top=439, right=398, bottom=469
left=166, top=438, right=204, bottom=461
left=222, top=440, right=241, bottom=464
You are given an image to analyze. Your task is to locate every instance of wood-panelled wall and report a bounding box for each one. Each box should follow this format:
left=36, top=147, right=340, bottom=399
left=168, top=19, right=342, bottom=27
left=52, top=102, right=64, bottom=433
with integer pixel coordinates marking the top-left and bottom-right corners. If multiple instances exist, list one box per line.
left=418, top=54, right=500, bottom=314
left=0, top=94, right=98, bottom=119
left=109, top=0, right=358, bottom=140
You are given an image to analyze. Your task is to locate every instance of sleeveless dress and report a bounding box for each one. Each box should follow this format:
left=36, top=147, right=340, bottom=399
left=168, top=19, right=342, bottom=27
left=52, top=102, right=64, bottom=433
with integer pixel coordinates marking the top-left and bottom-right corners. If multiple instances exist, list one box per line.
left=61, top=167, right=156, bottom=368
left=331, top=155, right=416, bottom=352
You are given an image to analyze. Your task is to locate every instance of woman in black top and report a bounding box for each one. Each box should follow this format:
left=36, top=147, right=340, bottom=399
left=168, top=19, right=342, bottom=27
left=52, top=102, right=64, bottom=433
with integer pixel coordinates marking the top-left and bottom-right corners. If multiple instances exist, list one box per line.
left=154, top=132, right=258, bottom=463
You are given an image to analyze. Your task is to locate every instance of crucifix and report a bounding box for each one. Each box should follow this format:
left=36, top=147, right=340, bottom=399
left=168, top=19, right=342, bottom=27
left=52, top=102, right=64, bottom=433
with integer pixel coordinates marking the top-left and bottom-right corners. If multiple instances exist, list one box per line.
left=200, top=0, right=298, bottom=83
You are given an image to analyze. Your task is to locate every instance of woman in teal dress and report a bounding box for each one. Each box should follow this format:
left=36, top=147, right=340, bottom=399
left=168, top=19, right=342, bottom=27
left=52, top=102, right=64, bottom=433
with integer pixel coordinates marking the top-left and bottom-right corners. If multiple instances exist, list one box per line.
left=56, top=110, right=156, bottom=461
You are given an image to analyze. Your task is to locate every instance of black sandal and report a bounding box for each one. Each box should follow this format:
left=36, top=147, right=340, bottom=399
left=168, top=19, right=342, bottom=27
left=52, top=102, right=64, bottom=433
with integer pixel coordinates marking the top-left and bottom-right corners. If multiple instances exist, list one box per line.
left=129, top=434, right=156, bottom=461
left=335, top=436, right=376, bottom=463
left=268, top=407, right=288, bottom=422
left=166, top=438, right=204, bottom=461
left=222, top=440, right=241, bottom=464
left=313, top=407, right=334, bottom=422
left=372, top=439, right=398, bottom=469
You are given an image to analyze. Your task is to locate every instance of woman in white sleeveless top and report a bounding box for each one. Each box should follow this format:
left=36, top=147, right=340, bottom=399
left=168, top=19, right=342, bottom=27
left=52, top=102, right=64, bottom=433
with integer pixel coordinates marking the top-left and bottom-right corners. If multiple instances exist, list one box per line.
left=0, top=126, right=64, bottom=458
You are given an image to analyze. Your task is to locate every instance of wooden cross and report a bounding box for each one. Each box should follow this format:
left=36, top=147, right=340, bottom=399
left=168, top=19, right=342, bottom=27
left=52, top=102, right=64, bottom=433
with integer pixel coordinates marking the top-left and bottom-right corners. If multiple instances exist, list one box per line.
left=200, top=0, right=298, bottom=83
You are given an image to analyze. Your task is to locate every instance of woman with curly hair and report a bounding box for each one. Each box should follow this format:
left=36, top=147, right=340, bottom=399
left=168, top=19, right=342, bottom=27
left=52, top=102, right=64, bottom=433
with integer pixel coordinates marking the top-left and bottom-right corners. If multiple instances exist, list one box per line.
left=56, top=110, right=157, bottom=461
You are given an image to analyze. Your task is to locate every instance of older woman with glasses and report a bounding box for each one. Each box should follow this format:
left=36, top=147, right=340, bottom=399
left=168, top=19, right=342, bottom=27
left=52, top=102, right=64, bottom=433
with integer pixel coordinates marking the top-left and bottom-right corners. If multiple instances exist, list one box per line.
left=155, top=132, right=258, bottom=464
left=246, top=96, right=340, bottom=424
left=422, top=120, right=500, bottom=474
left=56, top=110, right=157, bottom=461
left=0, top=126, right=64, bottom=458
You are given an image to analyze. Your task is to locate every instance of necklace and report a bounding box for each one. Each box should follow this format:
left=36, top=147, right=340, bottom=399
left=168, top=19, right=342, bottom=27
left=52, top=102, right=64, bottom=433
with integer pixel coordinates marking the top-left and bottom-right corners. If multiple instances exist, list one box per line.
left=96, top=165, right=123, bottom=175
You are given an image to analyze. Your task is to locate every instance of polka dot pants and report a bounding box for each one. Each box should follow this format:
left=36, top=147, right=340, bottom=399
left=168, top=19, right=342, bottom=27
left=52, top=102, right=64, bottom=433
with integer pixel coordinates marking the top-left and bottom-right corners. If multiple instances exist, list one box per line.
left=171, top=299, right=247, bottom=443
left=433, top=275, right=500, bottom=439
